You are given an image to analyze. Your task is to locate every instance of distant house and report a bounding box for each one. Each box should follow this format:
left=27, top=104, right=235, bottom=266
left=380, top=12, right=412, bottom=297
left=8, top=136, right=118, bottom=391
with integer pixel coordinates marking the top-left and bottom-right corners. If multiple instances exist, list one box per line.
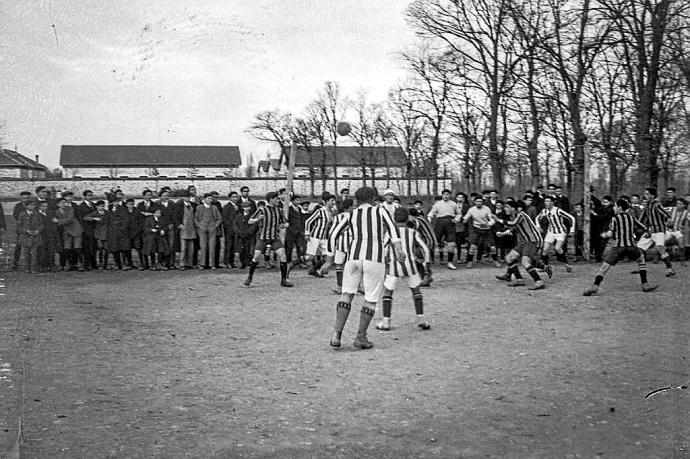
left=60, top=145, right=242, bottom=178
left=0, top=149, right=48, bottom=178
left=288, top=146, right=407, bottom=178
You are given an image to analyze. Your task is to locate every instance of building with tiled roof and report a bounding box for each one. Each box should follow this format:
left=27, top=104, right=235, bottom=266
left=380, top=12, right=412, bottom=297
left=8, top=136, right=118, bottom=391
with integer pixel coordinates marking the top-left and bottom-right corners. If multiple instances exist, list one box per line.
left=0, top=149, right=48, bottom=178
left=256, top=146, right=408, bottom=178
left=60, top=145, right=242, bottom=178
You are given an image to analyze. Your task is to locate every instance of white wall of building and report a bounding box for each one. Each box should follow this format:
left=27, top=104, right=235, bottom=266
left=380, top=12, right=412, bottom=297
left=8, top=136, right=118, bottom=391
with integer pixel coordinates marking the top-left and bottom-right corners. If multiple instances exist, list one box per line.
left=62, top=167, right=241, bottom=178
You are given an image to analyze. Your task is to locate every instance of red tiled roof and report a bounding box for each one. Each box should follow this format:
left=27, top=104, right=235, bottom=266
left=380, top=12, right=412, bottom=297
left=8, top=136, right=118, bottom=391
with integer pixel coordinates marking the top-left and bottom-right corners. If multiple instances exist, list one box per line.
left=294, top=146, right=406, bottom=168
left=0, top=149, right=48, bottom=170
left=60, top=145, right=241, bottom=167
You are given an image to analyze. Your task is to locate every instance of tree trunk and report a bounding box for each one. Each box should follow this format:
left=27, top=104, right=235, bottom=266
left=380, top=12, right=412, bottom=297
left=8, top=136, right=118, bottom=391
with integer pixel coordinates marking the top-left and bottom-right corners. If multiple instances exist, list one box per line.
left=608, top=154, right=619, bottom=197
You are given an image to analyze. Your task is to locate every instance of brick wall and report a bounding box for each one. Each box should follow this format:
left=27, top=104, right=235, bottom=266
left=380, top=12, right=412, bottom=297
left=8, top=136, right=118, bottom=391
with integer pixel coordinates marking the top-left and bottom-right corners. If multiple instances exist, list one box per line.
left=0, top=176, right=450, bottom=200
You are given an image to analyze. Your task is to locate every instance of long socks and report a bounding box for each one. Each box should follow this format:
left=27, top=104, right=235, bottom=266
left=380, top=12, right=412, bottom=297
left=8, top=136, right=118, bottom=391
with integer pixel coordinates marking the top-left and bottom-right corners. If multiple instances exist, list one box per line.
left=356, top=306, right=375, bottom=340
left=526, top=265, right=541, bottom=282
left=411, top=287, right=424, bottom=315
left=382, top=295, right=393, bottom=318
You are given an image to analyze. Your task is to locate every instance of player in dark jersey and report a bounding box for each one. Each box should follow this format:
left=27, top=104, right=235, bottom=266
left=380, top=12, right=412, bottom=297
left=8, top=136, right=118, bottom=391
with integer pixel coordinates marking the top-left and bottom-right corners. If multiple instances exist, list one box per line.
left=636, top=187, right=676, bottom=277
left=409, top=208, right=437, bottom=287
left=494, top=200, right=546, bottom=290
left=244, top=191, right=292, bottom=287
left=583, top=198, right=658, bottom=295
left=376, top=207, right=432, bottom=331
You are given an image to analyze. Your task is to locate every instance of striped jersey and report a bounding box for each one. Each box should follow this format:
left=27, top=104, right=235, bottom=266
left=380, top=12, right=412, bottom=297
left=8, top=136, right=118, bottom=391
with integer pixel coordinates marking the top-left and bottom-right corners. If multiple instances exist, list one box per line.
left=252, top=205, right=285, bottom=240
left=305, top=206, right=331, bottom=240
left=641, top=200, right=669, bottom=233
left=609, top=212, right=645, bottom=247
left=388, top=226, right=430, bottom=278
left=537, top=207, right=575, bottom=234
left=411, top=216, right=437, bottom=252
left=669, top=208, right=688, bottom=231
left=327, top=212, right=353, bottom=253
left=328, top=203, right=401, bottom=263
left=506, top=211, right=544, bottom=246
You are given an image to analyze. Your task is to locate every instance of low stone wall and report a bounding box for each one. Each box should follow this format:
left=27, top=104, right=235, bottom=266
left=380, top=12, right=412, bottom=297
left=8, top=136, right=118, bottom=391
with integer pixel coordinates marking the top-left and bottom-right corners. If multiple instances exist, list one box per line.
left=0, top=176, right=450, bottom=200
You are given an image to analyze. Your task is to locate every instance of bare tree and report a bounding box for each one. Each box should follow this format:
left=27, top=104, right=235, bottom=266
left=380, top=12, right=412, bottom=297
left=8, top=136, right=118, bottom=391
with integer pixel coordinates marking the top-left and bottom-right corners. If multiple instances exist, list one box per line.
left=245, top=110, right=294, bottom=166
left=314, top=81, right=348, bottom=194
left=399, top=46, right=453, bottom=195
left=386, top=84, right=429, bottom=195
left=291, top=117, right=318, bottom=196
left=600, top=0, right=689, bottom=186
left=407, top=0, right=525, bottom=192
left=586, top=51, right=636, bottom=196
left=513, top=0, right=613, bottom=202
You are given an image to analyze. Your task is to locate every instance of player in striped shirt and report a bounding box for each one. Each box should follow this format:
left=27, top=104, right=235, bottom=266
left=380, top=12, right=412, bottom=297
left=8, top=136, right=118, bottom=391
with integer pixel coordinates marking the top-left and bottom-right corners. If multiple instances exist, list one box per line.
left=302, top=192, right=336, bottom=276
left=537, top=195, right=576, bottom=273
left=409, top=208, right=437, bottom=287
left=636, top=187, right=676, bottom=277
left=494, top=200, right=546, bottom=290
left=583, top=198, right=658, bottom=295
left=318, top=198, right=354, bottom=293
left=327, top=186, right=404, bottom=350
left=376, top=207, right=432, bottom=331
left=243, top=191, right=292, bottom=287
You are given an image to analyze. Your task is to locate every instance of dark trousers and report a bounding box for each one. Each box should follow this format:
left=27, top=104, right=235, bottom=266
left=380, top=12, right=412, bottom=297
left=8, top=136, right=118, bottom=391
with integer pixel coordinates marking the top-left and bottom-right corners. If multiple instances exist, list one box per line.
left=237, top=236, right=253, bottom=267
left=213, top=234, right=222, bottom=267
left=223, top=228, right=236, bottom=266
left=82, top=235, right=98, bottom=269
left=285, top=231, right=305, bottom=263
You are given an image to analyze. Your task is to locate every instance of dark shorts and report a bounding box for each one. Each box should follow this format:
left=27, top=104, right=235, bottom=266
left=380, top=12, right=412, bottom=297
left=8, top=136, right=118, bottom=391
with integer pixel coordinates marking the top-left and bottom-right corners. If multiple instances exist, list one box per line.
left=513, top=241, right=541, bottom=260
left=603, top=246, right=641, bottom=266
left=469, top=228, right=495, bottom=248
left=455, top=231, right=466, bottom=247
left=254, top=238, right=284, bottom=253
left=434, top=217, right=455, bottom=245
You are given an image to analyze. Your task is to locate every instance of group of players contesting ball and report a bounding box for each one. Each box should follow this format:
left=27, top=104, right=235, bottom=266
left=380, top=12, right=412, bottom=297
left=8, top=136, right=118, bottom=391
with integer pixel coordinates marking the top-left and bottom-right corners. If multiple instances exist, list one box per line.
left=243, top=184, right=685, bottom=350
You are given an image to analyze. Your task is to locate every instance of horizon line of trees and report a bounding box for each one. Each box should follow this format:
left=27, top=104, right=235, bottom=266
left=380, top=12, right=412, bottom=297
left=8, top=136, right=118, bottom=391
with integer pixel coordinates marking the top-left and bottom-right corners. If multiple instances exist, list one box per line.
left=248, top=0, right=690, bottom=201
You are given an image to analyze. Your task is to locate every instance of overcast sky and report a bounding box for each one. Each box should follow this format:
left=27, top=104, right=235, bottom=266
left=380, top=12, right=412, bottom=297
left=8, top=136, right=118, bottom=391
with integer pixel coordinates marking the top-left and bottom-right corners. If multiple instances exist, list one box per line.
left=0, top=0, right=415, bottom=168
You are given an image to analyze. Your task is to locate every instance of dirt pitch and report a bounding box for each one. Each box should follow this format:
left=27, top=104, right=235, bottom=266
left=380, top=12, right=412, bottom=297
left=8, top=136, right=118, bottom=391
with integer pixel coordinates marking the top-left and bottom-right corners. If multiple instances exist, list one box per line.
left=0, top=261, right=688, bottom=458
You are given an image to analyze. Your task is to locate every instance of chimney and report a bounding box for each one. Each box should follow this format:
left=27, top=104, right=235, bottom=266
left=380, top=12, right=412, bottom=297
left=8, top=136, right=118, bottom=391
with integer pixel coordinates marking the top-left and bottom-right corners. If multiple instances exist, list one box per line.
left=35, top=155, right=40, bottom=163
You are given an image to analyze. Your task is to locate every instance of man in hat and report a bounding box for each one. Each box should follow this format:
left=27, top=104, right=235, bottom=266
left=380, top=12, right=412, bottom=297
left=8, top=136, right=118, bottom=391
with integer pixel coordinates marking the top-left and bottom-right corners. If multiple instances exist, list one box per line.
left=380, top=189, right=400, bottom=217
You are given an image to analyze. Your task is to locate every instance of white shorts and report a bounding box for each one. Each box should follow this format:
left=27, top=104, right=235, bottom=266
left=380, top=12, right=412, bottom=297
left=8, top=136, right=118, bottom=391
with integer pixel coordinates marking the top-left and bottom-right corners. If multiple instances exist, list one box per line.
left=342, top=259, right=385, bottom=303
left=637, top=232, right=666, bottom=251
left=384, top=273, right=422, bottom=291
left=334, top=250, right=347, bottom=265
left=544, top=232, right=567, bottom=244
left=665, top=231, right=684, bottom=246
left=306, top=237, right=330, bottom=256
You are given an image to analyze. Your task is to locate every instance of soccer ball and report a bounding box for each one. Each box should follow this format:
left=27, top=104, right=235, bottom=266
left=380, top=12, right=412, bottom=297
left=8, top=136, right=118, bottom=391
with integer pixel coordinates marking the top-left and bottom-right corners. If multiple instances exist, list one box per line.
left=337, top=121, right=351, bottom=136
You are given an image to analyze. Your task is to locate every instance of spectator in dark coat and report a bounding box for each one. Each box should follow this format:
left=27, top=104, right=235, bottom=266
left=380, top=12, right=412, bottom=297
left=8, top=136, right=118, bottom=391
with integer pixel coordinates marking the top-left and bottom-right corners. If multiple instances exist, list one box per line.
left=84, top=200, right=110, bottom=269
left=125, top=198, right=145, bottom=270
left=233, top=201, right=255, bottom=269
left=106, top=201, right=130, bottom=270
left=142, top=208, right=168, bottom=270
left=157, top=190, right=176, bottom=269
left=77, top=190, right=98, bottom=270
left=12, top=191, right=32, bottom=269
left=222, top=191, right=240, bottom=268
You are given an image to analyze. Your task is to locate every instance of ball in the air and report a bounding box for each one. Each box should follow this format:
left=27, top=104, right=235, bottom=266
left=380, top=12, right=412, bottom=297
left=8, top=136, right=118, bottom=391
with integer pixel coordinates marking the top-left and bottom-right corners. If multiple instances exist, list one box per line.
left=337, top=121, right=351, bottom=136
